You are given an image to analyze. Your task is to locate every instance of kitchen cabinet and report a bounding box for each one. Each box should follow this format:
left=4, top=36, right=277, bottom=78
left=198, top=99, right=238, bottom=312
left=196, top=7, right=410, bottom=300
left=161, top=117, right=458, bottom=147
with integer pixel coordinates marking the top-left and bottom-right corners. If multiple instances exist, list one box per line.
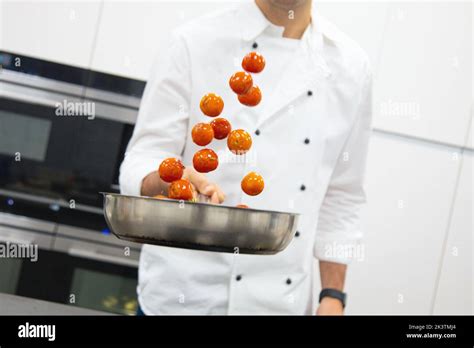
left=1, top=1, right=101, bottom=68
left=433, top=152, right=473, bottom=314
left=373, top=2, right=472, bottom=147
left=90, top=1, right=234, bottom=80
left=341, top=133, right=461, bottom=314
left=317, top=1, right=390, bottom=73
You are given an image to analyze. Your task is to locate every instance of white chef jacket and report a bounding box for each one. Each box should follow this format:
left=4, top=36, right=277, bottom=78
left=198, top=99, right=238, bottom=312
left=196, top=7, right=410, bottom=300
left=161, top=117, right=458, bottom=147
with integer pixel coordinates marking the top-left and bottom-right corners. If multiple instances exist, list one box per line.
left=119, top=1, right=372, bottom=315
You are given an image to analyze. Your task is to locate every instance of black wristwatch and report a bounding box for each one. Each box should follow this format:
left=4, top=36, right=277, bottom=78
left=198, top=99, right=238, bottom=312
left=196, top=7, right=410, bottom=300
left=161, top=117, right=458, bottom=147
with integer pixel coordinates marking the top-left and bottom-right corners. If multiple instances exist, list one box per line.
left=319, top=288, right=347, bottom=308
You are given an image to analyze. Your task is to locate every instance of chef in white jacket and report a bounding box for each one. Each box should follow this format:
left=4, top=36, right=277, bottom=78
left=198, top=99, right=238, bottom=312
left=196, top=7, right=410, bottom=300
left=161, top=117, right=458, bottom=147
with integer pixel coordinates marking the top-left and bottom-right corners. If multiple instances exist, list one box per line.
left=120, top=0, right=372, bottom=315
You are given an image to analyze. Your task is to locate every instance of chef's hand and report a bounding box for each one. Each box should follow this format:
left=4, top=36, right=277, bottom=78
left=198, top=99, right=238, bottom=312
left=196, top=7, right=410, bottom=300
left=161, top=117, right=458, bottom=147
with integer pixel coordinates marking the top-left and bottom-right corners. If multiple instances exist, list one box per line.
left=182, top=167, right=225, bottom=204
left=141, top=167, right=225, bottom=204
left=316, top=297, right=344, bottom=315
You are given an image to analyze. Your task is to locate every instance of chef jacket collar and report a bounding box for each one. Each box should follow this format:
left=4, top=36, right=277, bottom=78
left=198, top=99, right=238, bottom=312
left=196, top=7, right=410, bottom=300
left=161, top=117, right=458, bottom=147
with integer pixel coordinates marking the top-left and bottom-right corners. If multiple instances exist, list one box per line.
left=239, top=1, right=341, bottom=48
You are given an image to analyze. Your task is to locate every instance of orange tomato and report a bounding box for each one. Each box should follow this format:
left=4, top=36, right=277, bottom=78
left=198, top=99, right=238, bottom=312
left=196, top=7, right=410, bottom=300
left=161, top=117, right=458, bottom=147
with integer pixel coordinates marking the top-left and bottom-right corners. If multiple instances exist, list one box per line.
left=210, top=117, right=232, bottom=140
left=229, top=71, right=253, bottom=95
left=168, top=179, right=194, bottom=201
left=227, top=129, right=252, bottom=155
left=238, top=85, right=261, bottom=107
left=242, top=52, right=265, bottom=73
left=192, top=122, right=214, bottom=146
left=241, top=172, right=264, bottom=196
left=200, top=93, right=224, bottom=117
left=236, top=204, right=249, bottom=208
left=193, top=149, right=219, bottom=173
left=158, top=158, right=184, bottom=183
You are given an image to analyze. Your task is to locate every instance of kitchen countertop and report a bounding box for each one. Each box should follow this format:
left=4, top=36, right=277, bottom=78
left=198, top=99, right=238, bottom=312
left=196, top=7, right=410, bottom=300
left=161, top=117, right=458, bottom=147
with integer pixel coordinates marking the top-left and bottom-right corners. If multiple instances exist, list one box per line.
left=0, top=293, right=114, bottom=315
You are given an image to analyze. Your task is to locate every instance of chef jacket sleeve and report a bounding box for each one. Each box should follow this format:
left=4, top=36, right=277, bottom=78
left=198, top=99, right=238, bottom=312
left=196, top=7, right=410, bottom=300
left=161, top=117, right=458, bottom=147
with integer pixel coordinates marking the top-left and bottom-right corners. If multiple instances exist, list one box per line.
left=119, top=31, right=191, bottom=196
left=314, top=64, right=372, bottom=264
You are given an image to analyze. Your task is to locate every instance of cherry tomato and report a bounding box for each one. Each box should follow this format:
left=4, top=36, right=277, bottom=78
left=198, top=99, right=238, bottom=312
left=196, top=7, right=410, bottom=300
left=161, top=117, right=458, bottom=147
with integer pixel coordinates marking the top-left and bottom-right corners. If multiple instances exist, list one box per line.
left=238, top=85, right=261, bottom=107
left=241, top=172, right=264, bottom=196
left=229, top=71, right=253, bottom=95
left=210, top=117, right=232, bottom=140
left=193, top=149, right=219, bottom=173
left=192, top=122, right=214, bottom=146
left=200, top=93, right=224, bottom=117
left=242, top=52, right=265, bottom=73
left=236, top=204, right=249, bottom=208
left=158, top=158, right=184, bottom=183
left=168, top=179, right=194, bottom=201
left=227, top=129, right=252, bottom=155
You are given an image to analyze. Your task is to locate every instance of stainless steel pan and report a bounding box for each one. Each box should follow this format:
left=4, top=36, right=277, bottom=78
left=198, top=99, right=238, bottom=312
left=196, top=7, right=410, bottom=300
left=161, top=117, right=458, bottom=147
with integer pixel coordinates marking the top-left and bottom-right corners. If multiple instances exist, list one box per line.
left=102, top=193, right=299, bottom=255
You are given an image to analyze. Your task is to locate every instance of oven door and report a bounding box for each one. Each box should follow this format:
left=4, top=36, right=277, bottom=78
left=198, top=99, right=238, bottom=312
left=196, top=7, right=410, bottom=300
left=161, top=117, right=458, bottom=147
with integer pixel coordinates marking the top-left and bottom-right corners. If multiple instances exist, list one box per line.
left=1, top=246, right=139, bottom=315
left=0, top=96, right=134, bottom=208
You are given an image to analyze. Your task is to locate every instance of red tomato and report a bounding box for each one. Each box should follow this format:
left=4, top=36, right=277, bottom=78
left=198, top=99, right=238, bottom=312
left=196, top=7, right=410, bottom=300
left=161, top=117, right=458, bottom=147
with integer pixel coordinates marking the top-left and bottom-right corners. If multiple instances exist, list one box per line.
left=191, top=123, right=214, bottom=146
left=158, top=158, right=184, bottom=183
left=227, top=129, right=252, bottom=155
left=241, top=172, right=264, bottom=196
left=200, top=93, right=224, bottom=117
left=168, top=179, right=194, bottom=201
left=229, top=71, right=253, bottom=95
left=242, top=52, right=265, bottom=73
left=193, top=149, right=219, bottom=173
left=210, top=117, right=232, bottom=140
left=238, top=85, right=261, bottom=107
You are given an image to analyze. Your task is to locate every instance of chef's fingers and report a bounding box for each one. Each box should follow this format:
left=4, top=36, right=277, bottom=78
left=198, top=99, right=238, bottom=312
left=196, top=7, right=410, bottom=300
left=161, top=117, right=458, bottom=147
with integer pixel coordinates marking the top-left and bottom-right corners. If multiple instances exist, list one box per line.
left=210, top=192, right=220, bottom=204
left=201, top=184, right=225, bottom=203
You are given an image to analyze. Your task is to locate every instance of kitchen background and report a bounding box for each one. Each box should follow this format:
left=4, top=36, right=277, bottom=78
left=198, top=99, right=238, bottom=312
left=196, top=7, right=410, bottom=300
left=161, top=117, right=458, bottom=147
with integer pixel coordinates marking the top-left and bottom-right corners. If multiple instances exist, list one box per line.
left=0, top=0, right=472, bottom=315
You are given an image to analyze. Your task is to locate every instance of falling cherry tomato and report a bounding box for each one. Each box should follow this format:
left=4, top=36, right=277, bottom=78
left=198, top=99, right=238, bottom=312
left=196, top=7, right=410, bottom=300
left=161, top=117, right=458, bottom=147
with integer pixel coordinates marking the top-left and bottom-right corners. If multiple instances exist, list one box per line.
left=210, top=118, right=232, bottom=140
left=193, top=149, right=219, bottom=173
left=168, top=179, right=194, bottom=201
left=241, top=172, right=264, bottom=196
left=229, top=71, right=253, bottom=95
left=192, top=123, right=214, bottom=146
left=238, top=85, right=261, bottom=107
left=236, top=204, right=249, bottom=208
left=227, top=129, right=252, bottom=155
left=242, top=52, right=265, bottom=73
left=158, top=158, right=184, bottom=183
left=200, top=93, right=224, bottom=117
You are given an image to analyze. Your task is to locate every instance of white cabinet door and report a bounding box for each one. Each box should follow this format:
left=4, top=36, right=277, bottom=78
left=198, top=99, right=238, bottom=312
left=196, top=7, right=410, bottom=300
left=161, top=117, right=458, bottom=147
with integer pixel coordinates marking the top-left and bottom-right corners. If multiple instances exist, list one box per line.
left=316, top=1, right=390, bottom=72
left=373, top=2, right=472, bottom=147
left=433, top=153, right=473, bottom=314
left=344, top=133, right=460, bottom=314
left=91, top=1, right=234, bottom=80
left=1, top=1, right=101, bottom=68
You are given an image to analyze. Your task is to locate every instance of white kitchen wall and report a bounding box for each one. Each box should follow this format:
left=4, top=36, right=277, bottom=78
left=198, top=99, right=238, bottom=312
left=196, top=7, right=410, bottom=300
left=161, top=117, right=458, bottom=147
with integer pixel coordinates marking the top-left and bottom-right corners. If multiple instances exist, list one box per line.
left=1, top=0, right=102, bottom=68
left=1, top=0, right=472, bottom=314
left=433, top=152, right=473, bottom=314
left=91, top=1, right=235, bottom=80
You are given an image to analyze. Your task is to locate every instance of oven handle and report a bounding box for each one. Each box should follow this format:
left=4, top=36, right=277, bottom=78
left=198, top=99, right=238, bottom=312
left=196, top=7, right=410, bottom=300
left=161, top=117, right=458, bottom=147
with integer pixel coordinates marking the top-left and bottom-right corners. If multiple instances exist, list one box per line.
left=0, top=234, right=34, bottom=246
left=67, top=248, right=138, bottom=268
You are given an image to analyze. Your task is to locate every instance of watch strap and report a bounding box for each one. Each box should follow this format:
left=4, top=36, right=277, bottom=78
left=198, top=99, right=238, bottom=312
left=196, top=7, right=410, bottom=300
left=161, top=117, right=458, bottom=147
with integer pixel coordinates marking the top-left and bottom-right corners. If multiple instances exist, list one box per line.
left=319, top=288, right=347, bottom=308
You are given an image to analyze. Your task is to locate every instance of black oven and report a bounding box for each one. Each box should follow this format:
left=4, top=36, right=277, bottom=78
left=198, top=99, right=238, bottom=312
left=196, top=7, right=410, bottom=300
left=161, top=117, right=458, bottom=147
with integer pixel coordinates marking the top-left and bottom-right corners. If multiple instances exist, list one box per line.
left=0, top=96, right=134, bottom=208
left=0, top=51, right=146, bottom=315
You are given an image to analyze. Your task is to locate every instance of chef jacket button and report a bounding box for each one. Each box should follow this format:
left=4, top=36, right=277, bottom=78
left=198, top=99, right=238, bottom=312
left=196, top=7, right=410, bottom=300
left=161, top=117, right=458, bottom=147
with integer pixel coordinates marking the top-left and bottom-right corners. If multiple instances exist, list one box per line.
left=295, top=231, right=300, bottom=237
left=300, top=184, right=306, bottom=191
left=255, top=129, right=260, bottom=136
left=307, top=90, right=313, bottom=96
left=252, top=42, right=258, bottom=49
left=304, top=138, right=310, bottom=144
left=286, top=278, right=292, bottom=285
left=236, top=275, right=242, bottom=281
